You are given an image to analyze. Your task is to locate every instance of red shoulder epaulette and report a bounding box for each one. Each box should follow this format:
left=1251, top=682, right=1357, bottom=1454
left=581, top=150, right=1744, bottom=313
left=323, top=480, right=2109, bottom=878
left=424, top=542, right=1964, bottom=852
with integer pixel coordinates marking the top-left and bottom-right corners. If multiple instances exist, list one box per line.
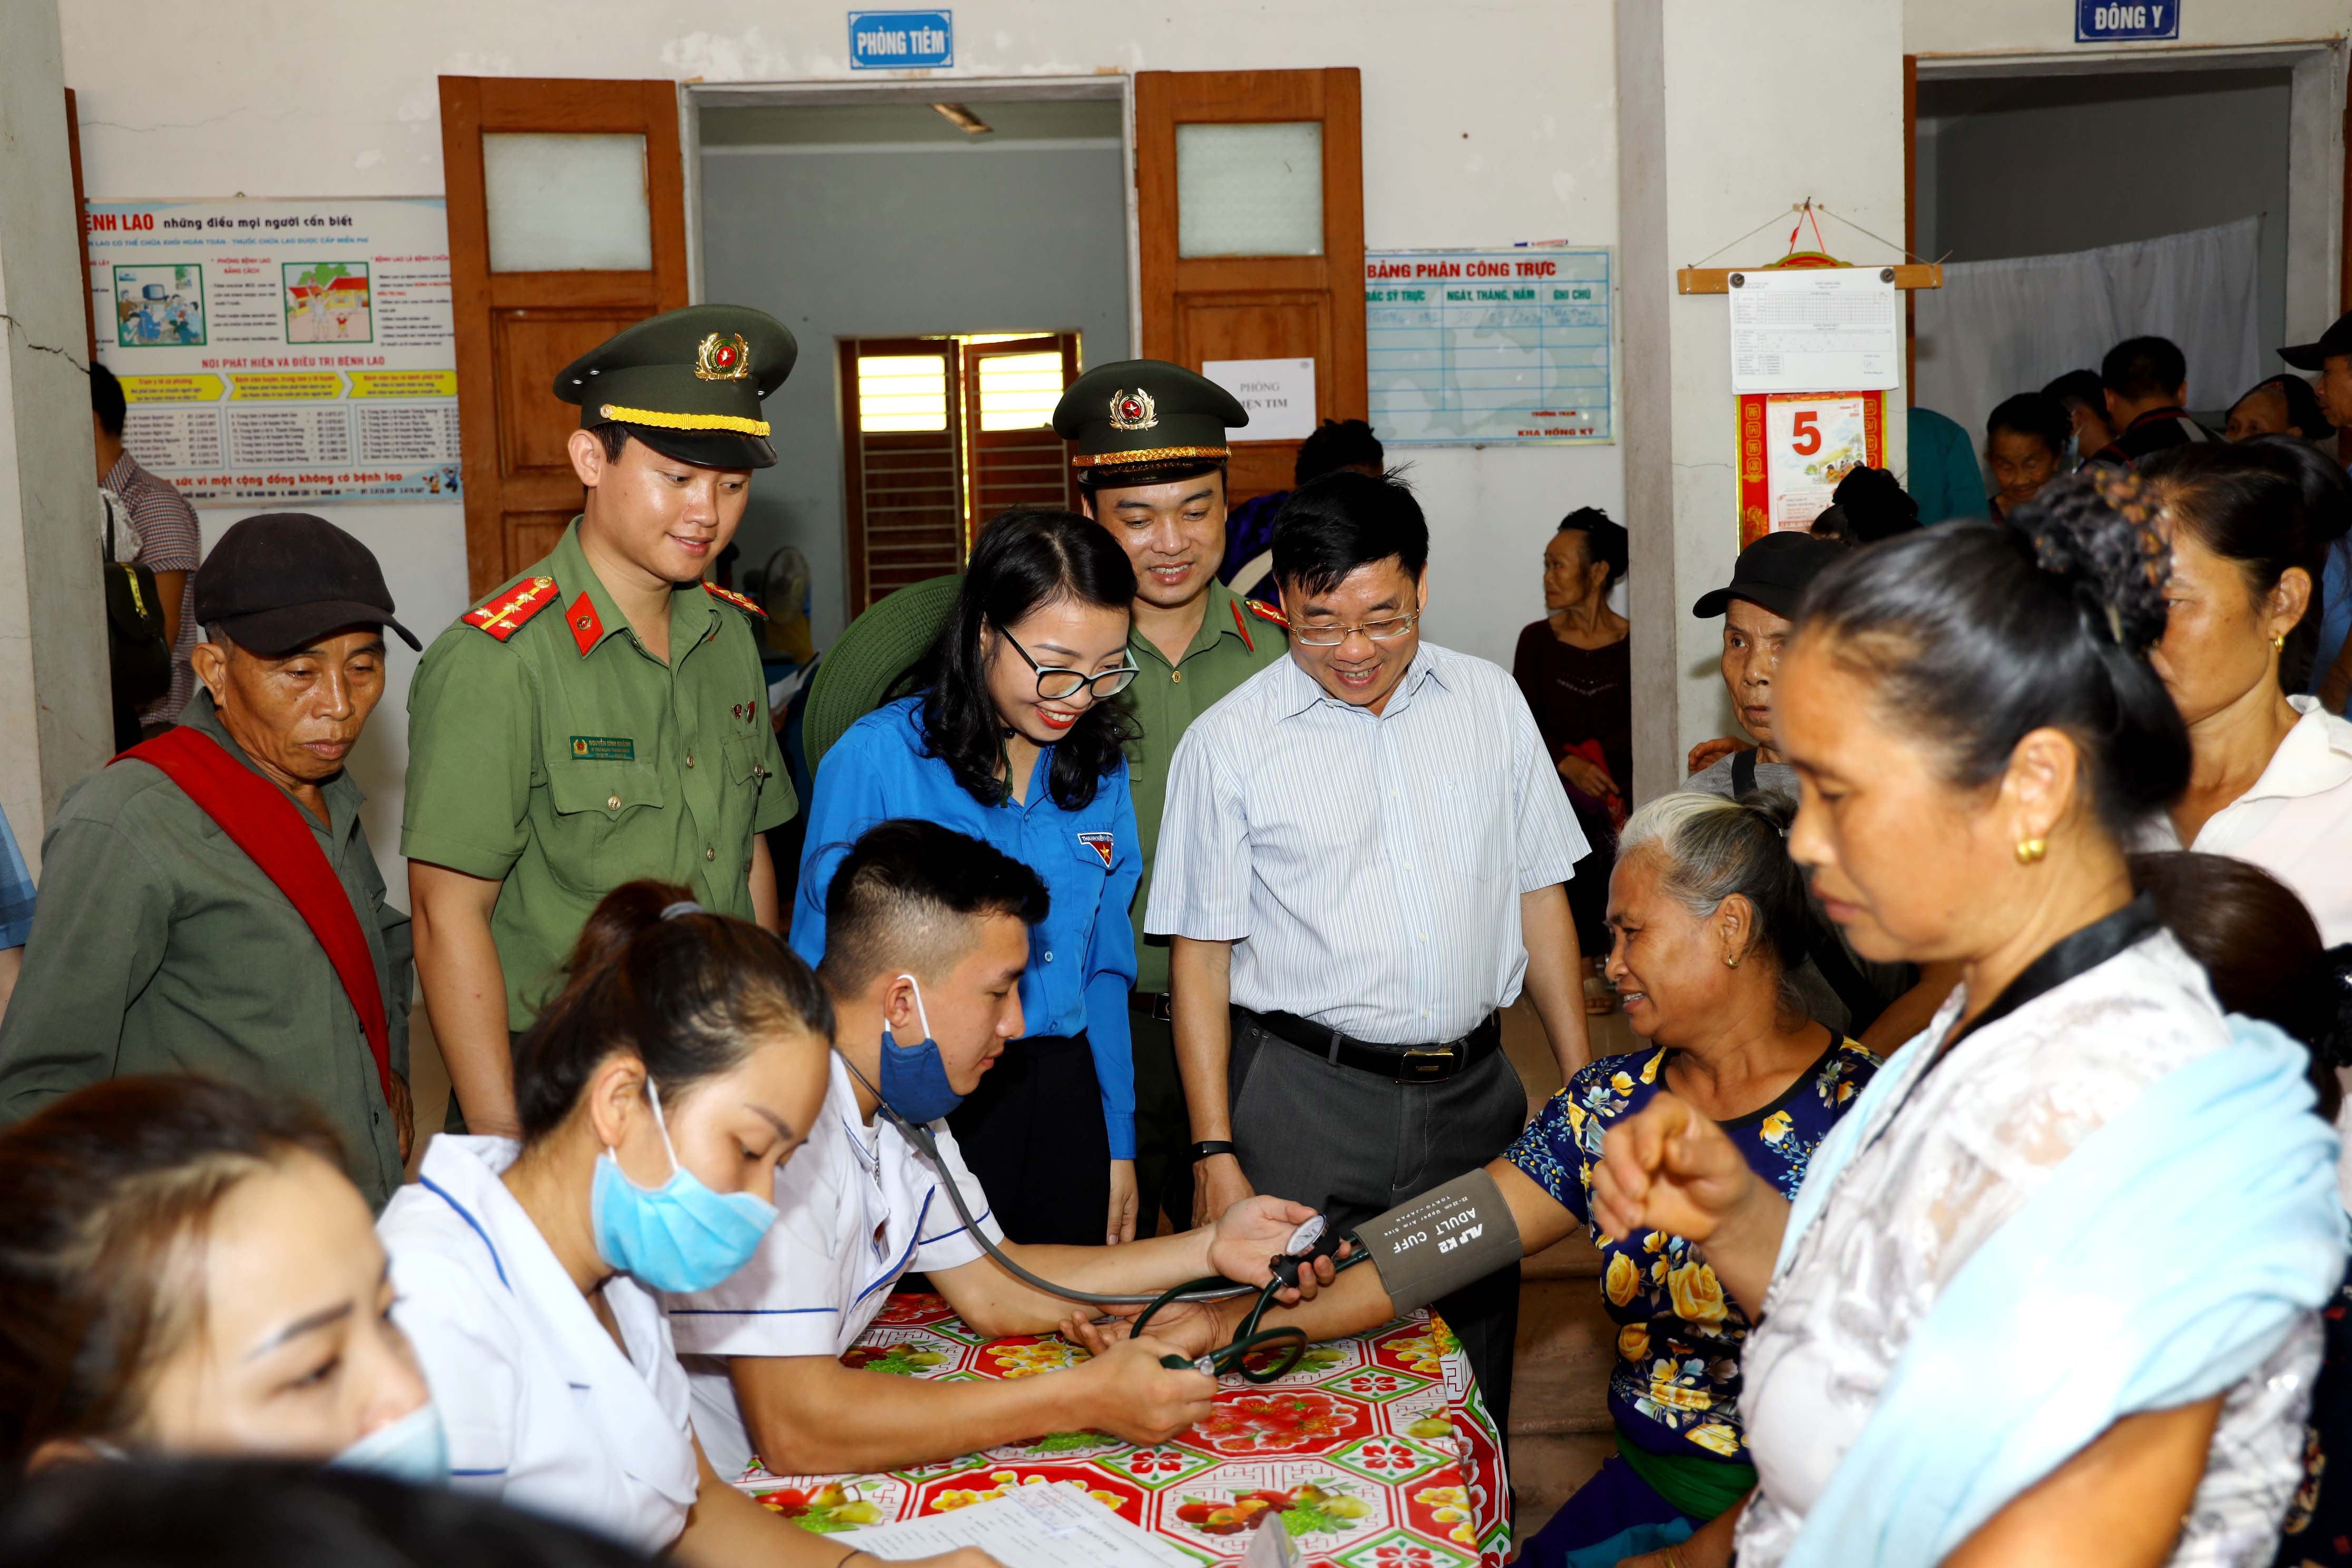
left=1245, top=597, right=1289, bottom=630
left=703, top=582, right=768, bottom=619
left=462, top=575, right=560, bottom=642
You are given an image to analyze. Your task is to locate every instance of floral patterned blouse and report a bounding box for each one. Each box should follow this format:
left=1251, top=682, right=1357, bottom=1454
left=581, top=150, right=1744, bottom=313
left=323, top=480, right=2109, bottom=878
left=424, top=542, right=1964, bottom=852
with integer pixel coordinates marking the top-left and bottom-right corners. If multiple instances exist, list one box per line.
left=1504, top=1036, right=1879, bottom=1466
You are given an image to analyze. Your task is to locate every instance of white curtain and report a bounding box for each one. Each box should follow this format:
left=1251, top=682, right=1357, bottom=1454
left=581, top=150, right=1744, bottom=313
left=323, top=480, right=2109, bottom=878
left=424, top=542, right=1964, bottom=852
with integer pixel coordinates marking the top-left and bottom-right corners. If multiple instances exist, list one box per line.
left=1912, top=216, right=2262, bottom=454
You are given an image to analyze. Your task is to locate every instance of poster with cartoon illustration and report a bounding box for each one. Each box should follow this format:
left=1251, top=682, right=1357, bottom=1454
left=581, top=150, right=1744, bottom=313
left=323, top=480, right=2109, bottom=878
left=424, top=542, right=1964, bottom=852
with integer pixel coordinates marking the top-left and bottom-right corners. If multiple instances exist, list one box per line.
left=113, top=264, right=205, bottom=347
left=284, top=262, right=372, bottom=343
left=87, top=199, right=457, bottom=505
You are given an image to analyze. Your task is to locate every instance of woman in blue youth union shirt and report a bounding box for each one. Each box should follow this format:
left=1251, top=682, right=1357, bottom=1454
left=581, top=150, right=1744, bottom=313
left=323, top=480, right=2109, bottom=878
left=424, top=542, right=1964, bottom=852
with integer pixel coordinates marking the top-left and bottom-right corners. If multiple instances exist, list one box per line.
left=792, top=511, right=1145, bottom=1246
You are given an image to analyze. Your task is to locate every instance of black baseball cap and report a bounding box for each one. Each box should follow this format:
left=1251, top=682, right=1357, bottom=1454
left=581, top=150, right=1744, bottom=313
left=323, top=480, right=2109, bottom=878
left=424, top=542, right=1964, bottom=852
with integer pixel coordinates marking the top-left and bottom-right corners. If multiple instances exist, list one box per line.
left=192, top=513, right=419, bottom=657
left=2279, top=310, right=2352, bottom=373
left=1691, top=531, right=1847, bottom=620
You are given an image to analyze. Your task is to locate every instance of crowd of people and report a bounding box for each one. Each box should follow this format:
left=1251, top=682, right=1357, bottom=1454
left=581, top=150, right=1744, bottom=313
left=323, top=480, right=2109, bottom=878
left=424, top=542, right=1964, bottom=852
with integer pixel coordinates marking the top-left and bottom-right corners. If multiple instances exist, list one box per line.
left=0, top=296, right=2347, bottom=1568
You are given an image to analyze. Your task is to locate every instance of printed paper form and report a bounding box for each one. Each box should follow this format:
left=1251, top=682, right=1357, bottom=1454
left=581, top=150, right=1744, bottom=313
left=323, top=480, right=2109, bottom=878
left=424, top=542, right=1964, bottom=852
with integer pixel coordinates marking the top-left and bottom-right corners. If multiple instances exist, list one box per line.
left=832, top=1483, right=1200, bottom=1565
left=1728, top=268, right=1900, bottom=394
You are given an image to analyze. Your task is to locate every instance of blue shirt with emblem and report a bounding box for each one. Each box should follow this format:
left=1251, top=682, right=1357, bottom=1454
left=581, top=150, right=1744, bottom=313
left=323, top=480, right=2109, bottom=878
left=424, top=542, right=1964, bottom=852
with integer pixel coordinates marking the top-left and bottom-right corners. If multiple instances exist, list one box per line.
left=790, top=694, right=1143, bottom=1157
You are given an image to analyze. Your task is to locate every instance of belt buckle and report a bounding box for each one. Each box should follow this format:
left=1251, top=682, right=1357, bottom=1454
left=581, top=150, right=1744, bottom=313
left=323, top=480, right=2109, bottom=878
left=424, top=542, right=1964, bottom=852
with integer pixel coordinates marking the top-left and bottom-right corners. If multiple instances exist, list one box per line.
left=1395, top=1046, right=1455, bottom=1084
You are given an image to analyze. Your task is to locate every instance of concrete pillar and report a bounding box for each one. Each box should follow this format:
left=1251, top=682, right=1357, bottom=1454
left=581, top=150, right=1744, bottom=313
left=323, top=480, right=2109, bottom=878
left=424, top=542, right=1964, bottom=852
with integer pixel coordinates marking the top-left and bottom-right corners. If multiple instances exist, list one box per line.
left=0, top=2, right=107, bottom=871
left=1616, top=0, right=1910, bottom=801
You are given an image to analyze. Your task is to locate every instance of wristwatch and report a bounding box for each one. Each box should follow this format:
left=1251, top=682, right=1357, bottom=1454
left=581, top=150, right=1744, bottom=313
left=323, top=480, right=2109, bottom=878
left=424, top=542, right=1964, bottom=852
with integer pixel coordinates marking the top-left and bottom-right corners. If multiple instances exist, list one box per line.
left=1189, top=1140, right=1237, bottom=1162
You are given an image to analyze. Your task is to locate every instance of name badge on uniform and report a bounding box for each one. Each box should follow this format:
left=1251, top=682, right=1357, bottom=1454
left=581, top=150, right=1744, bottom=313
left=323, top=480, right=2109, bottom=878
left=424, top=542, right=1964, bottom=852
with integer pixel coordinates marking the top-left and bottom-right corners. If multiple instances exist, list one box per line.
left=1077, top=830, right=1114, bottom=867
left=570, top=736, right=635, bottom=762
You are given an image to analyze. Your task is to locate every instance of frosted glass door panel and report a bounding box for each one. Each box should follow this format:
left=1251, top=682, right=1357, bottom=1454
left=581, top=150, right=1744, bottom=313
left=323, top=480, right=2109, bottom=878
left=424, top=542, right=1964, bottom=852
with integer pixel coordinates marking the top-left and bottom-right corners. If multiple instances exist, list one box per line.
left=483, top=133, right=652, bottom=272
left=1176, top=122, right=1323, bottom=258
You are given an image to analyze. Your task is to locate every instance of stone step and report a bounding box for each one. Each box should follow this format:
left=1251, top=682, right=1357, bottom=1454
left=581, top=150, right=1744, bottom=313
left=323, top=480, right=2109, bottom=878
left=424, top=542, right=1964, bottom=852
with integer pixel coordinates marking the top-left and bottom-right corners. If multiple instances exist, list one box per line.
left=1508, top=1276, right=1615, bottom=1437
left=1507, top=1429, right=1616, bottom=1544
left=1521, top=1229, right=1603, bottom=1280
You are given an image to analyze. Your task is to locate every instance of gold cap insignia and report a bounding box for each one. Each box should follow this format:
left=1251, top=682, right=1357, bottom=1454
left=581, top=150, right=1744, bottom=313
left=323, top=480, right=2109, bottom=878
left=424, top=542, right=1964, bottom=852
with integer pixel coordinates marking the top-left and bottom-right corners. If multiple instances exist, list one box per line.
left=1108, top=387, right=1158, bottom=432
left=694, top=332, right=752, bottom=382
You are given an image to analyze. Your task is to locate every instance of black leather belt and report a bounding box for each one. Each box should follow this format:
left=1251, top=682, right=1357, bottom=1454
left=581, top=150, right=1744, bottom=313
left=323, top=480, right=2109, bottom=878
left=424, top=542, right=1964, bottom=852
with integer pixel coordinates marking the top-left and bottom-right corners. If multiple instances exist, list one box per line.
left=1242, top=1007, right=1501, bottom=1085
left=1129, top=989, right=1174, bottom=1023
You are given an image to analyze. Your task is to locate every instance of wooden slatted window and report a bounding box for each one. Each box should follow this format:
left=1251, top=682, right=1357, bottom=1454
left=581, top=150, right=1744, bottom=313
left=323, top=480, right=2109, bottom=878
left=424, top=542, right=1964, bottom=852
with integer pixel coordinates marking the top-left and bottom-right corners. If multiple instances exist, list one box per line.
left=839, top=331, right=1080, bottom=613
left=840, top=337, right=962, bottom=614
left=963, top=332, right=1080, bottom=549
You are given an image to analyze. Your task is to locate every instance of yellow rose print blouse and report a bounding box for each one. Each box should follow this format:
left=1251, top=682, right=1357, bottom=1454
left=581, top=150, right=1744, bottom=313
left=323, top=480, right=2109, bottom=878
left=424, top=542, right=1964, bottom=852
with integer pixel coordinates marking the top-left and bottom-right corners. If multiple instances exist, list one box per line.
left=1503, top=1036, right=1879, bottom=1465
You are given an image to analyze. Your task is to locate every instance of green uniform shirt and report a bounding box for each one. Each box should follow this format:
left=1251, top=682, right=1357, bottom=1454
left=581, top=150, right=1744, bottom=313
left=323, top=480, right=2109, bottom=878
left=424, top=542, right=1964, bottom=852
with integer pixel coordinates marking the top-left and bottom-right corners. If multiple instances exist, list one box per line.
left=402, top=520, right=795, bottom=1028
left=1119, top=579, right=1288, bottom=994
left=0, top=692, right=412, bottom=1208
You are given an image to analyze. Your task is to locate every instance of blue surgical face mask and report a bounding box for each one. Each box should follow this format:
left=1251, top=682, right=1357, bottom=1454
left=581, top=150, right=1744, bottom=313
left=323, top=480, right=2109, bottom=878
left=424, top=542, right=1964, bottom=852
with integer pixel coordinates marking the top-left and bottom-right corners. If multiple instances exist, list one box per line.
left=591, top=1078, right=778, bottom=1294
left=331, top=1401, right=450, bottom=1487
left=879, top=974, right=963, bottom=1125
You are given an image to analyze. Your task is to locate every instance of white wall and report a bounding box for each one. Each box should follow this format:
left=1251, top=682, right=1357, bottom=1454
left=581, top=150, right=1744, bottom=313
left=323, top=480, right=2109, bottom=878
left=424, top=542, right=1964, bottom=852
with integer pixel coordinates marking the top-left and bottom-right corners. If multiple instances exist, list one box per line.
left=59, top=0, right=1626, bottom=891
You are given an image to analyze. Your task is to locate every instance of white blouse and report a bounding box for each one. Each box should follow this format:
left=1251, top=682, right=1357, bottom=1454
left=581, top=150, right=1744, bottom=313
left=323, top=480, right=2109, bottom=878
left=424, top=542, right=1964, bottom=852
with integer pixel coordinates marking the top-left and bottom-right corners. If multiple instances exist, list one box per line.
left=2158, top=696, right=2352, bottom=946
left=380, top=1136, right=701, bottom=1554
left=1734, top=933, right=2321, bottom=1567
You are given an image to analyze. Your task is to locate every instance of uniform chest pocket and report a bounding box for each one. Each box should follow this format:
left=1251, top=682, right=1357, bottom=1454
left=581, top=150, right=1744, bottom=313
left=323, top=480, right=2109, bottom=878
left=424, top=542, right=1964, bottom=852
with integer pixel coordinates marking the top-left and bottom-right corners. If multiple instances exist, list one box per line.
left=1435, top=772, right=1508, bottom=884
left=1069, top=831, right=1117, bottom=880
left=544, top=765, right=669, bottom=895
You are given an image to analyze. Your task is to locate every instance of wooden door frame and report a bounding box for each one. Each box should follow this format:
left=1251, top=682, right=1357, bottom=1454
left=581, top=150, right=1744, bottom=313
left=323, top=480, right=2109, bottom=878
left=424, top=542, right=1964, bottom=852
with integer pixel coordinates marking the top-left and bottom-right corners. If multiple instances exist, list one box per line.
left=440, top=75, right=691, bottom=597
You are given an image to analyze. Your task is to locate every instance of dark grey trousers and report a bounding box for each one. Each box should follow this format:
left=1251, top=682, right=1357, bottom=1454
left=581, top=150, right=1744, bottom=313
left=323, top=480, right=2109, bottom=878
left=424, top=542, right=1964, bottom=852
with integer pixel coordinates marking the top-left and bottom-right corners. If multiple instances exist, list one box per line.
left=1227, top=1007, right=1526, bottom=1437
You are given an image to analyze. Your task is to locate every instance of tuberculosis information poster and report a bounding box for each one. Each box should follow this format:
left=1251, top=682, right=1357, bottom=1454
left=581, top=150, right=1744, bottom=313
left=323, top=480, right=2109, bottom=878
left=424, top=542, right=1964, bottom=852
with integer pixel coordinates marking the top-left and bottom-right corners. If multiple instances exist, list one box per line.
left=1364, top=247, right=1614, bottom=445
left=86, top=198, right=461, bottom=505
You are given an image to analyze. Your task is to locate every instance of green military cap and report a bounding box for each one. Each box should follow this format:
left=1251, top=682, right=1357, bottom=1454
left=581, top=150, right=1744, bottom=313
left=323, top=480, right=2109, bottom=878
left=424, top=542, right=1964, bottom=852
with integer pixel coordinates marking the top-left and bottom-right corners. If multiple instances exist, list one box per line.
left=554, top=303, right=797, bottom=470
left=1053, top=358, right=1248, bottom=486
left=800, top=573, right=962, bottom=773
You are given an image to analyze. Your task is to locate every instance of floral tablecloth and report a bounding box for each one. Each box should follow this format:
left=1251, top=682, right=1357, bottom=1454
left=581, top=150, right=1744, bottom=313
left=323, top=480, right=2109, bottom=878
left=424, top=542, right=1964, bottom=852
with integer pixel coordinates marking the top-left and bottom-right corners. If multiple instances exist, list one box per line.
left=731, top=1292, right=1511, bottom=1567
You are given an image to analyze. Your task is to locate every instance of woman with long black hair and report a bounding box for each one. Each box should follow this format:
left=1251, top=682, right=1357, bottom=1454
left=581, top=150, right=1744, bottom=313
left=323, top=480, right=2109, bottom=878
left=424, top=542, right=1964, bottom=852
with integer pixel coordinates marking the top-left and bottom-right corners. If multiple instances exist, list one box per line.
left=791, top=511, right=1145, bottom=1246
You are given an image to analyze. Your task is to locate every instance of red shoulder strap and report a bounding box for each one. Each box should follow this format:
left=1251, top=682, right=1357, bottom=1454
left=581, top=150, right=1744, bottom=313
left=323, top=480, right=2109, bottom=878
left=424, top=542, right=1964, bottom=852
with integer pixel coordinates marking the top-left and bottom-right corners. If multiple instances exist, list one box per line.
left=115, top=729, right=391, bottom=1104
left=1245, top=597, right=1289, bottom=630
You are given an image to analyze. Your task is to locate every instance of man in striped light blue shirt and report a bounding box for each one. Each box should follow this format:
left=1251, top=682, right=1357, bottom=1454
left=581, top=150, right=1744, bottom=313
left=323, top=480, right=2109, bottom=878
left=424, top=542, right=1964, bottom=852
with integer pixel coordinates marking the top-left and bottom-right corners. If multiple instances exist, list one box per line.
left=1145, top=469, right=1594, bottom=1432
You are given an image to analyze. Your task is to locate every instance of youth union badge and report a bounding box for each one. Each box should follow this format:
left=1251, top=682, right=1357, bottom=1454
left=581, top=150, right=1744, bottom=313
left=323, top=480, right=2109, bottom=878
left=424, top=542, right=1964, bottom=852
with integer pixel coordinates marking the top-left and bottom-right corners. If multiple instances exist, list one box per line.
left=1076, top=830, right=1115, bottom=867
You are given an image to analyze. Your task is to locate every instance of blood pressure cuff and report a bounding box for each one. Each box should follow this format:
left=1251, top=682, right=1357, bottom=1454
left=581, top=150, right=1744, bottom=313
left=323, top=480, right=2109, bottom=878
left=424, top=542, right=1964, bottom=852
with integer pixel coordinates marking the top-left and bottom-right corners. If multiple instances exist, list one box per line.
left=1355, top=1168, right=1521, bottom=1313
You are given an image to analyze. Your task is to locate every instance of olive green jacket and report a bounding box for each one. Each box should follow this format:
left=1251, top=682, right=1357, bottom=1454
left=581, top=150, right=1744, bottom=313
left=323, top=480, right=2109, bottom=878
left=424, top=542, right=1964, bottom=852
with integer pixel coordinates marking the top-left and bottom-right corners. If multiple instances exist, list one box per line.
left=0, top=693, right=411, bottom=1206
left=1119, top=580, right=1289, bottom=994
left=401, top=521, right=794, bottom=1028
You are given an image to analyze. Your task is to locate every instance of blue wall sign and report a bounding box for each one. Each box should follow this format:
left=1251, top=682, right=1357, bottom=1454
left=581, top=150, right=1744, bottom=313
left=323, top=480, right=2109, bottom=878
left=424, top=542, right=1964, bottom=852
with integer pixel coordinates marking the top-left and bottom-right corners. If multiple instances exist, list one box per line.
left=2076, top=1, right=2179, bottom=42
left=849, top=10, right=953, bottom=70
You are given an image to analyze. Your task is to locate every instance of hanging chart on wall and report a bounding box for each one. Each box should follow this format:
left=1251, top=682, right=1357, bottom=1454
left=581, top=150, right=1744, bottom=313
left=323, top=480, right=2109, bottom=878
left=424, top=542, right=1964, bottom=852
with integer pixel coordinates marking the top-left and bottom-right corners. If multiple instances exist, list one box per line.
left=86, top=198, right=460, bottom=505
left=1364, top=247, right=1613, bottom=445
left=1737, top=390, right=1886, bottom=545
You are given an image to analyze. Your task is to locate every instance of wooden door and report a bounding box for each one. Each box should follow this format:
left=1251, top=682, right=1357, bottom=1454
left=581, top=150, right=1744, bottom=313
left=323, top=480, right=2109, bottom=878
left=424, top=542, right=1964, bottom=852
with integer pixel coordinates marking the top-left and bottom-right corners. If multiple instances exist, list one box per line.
left=840, top=337, right=964, bottom=613
left=440, top=76, right=690, bottom=596
left=1134, top=69, right=1366, bottom=505
left=961, top=331, right=1080, bottom=547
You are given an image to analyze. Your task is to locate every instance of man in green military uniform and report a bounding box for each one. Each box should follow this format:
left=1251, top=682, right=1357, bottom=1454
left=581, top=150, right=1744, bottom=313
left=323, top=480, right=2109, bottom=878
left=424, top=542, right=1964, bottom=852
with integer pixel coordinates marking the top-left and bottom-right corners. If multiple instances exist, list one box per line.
left=1054, top=360, right=1288, bottom=1237
left=404, top=305, right=797, bottom=1136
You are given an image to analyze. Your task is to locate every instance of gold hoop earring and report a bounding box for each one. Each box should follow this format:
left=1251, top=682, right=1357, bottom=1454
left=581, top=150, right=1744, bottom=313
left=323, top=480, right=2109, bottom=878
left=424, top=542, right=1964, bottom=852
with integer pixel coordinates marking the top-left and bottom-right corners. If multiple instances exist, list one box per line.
left=1723, top=954, right=1739, bottom=968
left=2015, top=837, right=2047, bottom=865
left=2274, top=632, right=2288, bottom=651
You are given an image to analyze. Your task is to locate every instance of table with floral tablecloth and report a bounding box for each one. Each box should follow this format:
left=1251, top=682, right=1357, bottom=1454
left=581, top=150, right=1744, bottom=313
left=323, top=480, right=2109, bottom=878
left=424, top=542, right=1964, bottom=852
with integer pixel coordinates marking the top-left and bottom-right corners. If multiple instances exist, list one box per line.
left=731, top=1292, right=1511, bottom=1567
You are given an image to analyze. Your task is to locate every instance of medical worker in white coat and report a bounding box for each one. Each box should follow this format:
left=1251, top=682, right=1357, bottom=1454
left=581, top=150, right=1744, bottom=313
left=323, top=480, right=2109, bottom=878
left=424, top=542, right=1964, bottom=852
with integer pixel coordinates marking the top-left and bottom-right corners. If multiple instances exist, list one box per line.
left=380, top=880, right=995, bottom=1568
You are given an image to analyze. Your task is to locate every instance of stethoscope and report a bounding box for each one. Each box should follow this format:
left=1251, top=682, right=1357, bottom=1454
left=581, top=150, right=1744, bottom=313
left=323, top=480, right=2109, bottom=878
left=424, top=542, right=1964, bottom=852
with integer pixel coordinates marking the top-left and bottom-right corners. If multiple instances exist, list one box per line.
left=839, top=1053, right=1369, bottom=1382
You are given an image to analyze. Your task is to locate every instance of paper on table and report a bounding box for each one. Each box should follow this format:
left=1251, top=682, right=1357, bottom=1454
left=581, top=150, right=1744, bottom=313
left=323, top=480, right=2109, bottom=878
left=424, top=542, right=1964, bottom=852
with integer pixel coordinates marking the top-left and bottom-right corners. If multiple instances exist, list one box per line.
left=830, top=1484, right=1199, bottom=1566
left=1728, top=269, right=1900, bottom=394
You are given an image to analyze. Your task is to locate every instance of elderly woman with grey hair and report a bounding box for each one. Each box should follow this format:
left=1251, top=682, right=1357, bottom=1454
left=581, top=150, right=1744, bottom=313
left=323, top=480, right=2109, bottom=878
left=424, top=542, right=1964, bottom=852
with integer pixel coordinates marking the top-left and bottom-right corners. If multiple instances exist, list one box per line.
left=1067, top=791, right=1880, bottom=1568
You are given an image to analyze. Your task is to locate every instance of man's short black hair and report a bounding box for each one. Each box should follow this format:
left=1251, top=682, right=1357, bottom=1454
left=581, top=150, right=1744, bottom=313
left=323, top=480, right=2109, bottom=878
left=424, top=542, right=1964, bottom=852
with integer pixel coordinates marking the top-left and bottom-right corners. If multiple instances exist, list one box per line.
left=1271, top=469, right=1428, bottom=599
left=1986, top=391, right=2072, bottom=456
left=818, top=819, right=1050, bottom=995
left=2102, top=336, right=2188, bottom=402
left=90, top=363, right=125, bottom=438
left=1293, top=419, right=1383, bottom=487
left=2043, top=368, right=2108, bottom=415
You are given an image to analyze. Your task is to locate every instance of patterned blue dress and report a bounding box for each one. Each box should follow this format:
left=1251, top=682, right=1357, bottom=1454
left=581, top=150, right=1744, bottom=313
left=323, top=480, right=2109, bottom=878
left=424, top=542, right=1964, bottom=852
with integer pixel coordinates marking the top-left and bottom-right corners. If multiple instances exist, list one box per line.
left=1506, top=1036, right=1881, bottom=1468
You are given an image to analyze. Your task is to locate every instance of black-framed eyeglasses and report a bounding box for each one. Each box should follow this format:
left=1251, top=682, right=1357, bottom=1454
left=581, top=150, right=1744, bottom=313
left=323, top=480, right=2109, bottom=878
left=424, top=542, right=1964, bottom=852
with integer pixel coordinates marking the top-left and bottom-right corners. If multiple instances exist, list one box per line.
left=999, top=626, right=1139, bottom=701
